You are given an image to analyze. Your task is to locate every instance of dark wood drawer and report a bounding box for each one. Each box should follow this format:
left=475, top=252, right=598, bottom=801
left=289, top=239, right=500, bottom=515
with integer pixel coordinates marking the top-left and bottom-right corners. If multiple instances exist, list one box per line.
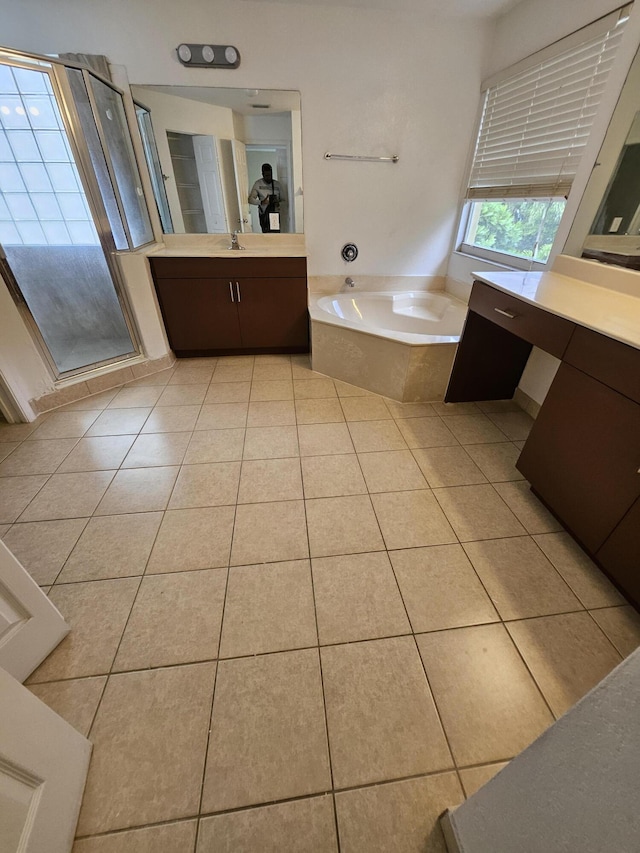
left=564, top=325, right=640, bottom=404
left=149, top=256, right=307, bottom=280
left=597, top=498, right=640, bottom=610
left=469, top=280, right=575, bottom=358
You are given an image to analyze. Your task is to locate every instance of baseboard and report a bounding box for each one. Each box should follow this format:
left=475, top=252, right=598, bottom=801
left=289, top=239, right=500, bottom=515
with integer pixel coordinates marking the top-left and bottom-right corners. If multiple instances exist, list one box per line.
left=514, top=386, right=541, bottom=419
left=440, top=808, right=465, bottom=853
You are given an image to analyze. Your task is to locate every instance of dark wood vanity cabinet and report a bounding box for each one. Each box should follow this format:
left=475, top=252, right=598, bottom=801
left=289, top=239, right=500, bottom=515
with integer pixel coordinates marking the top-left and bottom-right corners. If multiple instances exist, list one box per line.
left=446, top=279, right=640, bottom=609
left=150, top=256, right=309, bottom=356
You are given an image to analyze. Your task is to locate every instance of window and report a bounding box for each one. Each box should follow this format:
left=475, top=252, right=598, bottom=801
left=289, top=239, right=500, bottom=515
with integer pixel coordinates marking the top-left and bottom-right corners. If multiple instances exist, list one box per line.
left=459, top=6, right=630, bottom=266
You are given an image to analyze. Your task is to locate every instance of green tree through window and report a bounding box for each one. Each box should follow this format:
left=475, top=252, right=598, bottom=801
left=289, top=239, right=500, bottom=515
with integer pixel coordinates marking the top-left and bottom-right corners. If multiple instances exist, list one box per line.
left=469, top=199, right=565, bottom=263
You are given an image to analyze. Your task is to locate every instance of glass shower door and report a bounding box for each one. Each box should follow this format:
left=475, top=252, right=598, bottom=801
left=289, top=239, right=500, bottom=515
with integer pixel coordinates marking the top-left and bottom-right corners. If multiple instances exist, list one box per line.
left=0, top=58, right=137, bottom=375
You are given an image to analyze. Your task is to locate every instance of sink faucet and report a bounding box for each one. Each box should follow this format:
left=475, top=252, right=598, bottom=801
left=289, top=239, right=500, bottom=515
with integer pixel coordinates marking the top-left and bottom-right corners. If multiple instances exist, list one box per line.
left=345, top=277, right=355, bottom=287
left=228, top=230, right=245, bottom=251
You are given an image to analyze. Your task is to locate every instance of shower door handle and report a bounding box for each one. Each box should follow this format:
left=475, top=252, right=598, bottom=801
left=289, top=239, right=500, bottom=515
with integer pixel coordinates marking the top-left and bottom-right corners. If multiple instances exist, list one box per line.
left=235, top=282, right=241, bottom=302
left=229, top=281, right=234, bottom=302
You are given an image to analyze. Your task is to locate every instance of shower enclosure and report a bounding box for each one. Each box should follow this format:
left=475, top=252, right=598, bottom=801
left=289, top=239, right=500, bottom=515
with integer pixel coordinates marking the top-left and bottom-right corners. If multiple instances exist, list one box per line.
left=0, top=48, right=154, bottom=377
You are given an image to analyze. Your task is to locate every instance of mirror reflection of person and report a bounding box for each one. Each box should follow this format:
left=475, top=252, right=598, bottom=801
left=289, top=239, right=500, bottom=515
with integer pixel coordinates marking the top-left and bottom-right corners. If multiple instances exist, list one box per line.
left=248, top=163, right=284, bottom=232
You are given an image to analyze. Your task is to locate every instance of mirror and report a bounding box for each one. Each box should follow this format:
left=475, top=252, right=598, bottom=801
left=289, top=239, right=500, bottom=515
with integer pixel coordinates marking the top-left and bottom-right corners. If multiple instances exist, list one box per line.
left=566, top=45, right=640, bottom=267
left=130, top=85, right=303, bottom=235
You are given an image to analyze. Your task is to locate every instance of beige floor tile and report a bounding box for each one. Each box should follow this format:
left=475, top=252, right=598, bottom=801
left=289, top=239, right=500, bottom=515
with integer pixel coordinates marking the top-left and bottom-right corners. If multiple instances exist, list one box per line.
left=29, top=676, right=106, bottom=736
left=0, top=438, right=78, bottom=476
left=385, top=400, right=436, bottom=418
left=125, top=368, right=174, bottom=387
left=58, top=513, right=163, bottom=582
left=390, top=544, right=498, bottom=632
left=321, top=636, right=452, bottom=788
left=204, top=381, right=251, bottom=404
left=294, top=378, right=337, bottom=399
left=412, top=446, right=487, bottom=488
left=417, top=624, right=553, bottom=765
left=441, top=414, right=507, bottom=444
left=301, top=454, right=366, bottom=498
left=3, top=518, right=88, bottom=585
left=340, top=396, right=391, bottom=421
left=533, top=531, right=626, bottom=608
left=590, top=605, right=640, bottom=658
left=86, top=408, right=152, bottom=436
left=250, top=380, right=294, bottom=401
left=298, top=422, right=354, bottom=456
left=28, top=410, right=101, bottom=440
left=312, top=552, right=410, bottom=644
left=0, top=441, right=19, bottom=463
left=20, top=470, right=115, bottom=521
left=463, top=536, right=582, bottom=620
left=140, top=405, right=200, bottom=433
left=212, top=362, right=254, bottom=383
left=169, top=365, right=216, bottom=385
left=57, top=435, right=135, bottom=473
left=335, top=772, right=464, bottom=853
left=238, top=457, right=303, bottom=503
left=202, top=649, right=331, bottom=811
left=295, top=398, right=345, bottom=424
left=220, top=560, right=317, bottom=657
left=184, top=428, right=245, bottom=464
left=121, top=432, right=190, bottom=468
left=476, top=399, right=521, bottom=414
left=430, top=401, right=481, bottom=415
left=73, top=820, right=197, bottom=853
left=486, top=410, right=534, bottom=440
left=252, top=362, right=293, bottom=381
left=395, top=417, right=456, bottom=449
left=306, top=495, right=384, bottom=557
left=590, top=606, right=640, bottom=658
left=231, top=500, right=308, bottom=565
left=168, top=461, right=240, bottom=509
left=243, top=425, right=299, bottom=459
left=292, top=362, right=325, bottom=380
left=433, top=484, right=526, bottom=541
left=348, top=420, right=407, bottom=453
left=95, top=467, right=178, bottom=515
left=197, top=795, right=338, bottom=853
left=371, top=490, right=457, bottom=550
left=464, top=442, right=524, bottom=482
left=0, top=475, right=49, bottom=523
left=0, top=524, right=9, bottom=537
left=254, top=355, right=291, bottom=364
left=333, top=380, right=374, bottom=397
left=156, top=383, right=208, bottom=407
left=147, top=506, right=235, bottom=573
left=247, top=400, right=296, bottom=427
left=493, top=480, right=563, bottom=534
left=507, top=612, right=622, bottom=717
left=114, top=568, right=227, bottom=670
left=196, top=403, right=248, bottom=430
left=77, top=662, right=215, bottom=835
left=459, top=762, right=509, bottom=798
left=27, top=578, right=139, bottom=683
left=107, top=387, right=163, bottom=409
left=0, top=421, right=40, bottom=442
left=358, top=450, right=428, bottom=492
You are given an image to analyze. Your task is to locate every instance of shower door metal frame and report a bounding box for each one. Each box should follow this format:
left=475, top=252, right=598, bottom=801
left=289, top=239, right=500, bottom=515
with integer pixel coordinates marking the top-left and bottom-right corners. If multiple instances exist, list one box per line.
left=0, top=47, right=148, bottom=381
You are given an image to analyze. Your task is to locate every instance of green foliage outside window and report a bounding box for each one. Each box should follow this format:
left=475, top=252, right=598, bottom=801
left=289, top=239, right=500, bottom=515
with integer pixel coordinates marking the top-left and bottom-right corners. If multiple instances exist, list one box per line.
left=469, top=199, right=566, bottom=263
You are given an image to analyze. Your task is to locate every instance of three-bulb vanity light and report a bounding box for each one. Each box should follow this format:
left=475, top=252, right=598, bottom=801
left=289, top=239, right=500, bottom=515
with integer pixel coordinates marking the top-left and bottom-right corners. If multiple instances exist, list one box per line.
left=176, top=44, right=240, bottom=68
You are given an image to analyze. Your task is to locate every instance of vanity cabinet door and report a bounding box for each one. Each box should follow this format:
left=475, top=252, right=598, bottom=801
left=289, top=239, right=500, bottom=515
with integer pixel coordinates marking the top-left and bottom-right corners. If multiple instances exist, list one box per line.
left=597, top=498, right=640, bottom=610
left=155, top=278, right=241, bottom=352
left=517, top=362, right=640, bottom=554
left=235, top=277, right=309, bottom=350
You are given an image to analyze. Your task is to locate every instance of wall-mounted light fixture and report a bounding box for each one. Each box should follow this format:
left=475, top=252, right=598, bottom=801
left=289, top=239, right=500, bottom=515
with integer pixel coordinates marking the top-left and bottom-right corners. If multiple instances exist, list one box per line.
left=176, top=44, right=241, bottom=68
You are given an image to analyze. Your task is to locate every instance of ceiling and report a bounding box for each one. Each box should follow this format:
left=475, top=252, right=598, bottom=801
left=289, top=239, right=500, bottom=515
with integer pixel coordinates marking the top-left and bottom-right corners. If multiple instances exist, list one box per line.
left=237, top=0, right=523, bottom=17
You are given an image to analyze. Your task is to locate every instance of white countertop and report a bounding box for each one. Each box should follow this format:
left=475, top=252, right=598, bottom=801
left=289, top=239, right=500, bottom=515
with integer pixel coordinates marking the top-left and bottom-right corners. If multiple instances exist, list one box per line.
left=147, top=246, right=307, bottom=258
left=473, top=268, right=640, bottom=350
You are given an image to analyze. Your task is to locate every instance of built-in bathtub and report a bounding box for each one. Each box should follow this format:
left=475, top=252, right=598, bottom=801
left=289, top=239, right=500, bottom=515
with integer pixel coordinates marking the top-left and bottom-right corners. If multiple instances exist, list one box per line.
left=309, top=289, right=467, bottom=401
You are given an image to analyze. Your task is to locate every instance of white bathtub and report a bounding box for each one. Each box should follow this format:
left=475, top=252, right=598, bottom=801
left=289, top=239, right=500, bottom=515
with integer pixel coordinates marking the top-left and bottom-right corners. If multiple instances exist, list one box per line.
left=310, top=290, right=466, bottom=345
left=309, top=289, right=467, bottom=401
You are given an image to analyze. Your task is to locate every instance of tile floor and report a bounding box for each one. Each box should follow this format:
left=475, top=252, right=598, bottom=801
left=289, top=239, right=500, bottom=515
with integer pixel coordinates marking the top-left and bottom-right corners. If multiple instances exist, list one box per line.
left=1, top=354, right=640, bottom=852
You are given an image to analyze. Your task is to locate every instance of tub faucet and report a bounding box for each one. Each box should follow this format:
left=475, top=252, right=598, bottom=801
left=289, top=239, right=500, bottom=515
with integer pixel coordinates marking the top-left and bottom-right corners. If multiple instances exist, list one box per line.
left=345, top=277, right=355, bottom=287
left=228, top=230, right=245, bottom=251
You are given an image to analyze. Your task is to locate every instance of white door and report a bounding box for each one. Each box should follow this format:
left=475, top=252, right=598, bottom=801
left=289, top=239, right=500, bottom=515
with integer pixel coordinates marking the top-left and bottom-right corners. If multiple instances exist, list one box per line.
left=0, top=666, right=91, bottom=853
left=193, top=135, right=227, bottom=233
left=232, top=140, right=253, bottom=233
left=0, top=540, right=70, bottom=682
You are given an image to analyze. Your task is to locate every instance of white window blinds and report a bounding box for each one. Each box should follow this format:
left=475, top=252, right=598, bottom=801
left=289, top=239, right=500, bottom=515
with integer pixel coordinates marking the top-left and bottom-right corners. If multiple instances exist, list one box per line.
left=467, top=8, right=630, bottom=200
